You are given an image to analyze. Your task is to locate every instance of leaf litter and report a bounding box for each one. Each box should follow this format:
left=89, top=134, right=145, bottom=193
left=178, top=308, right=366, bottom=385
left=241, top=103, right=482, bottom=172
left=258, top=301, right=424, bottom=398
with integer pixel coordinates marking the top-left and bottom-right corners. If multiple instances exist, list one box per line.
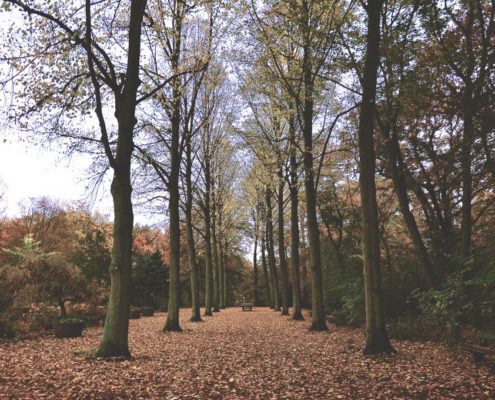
left=0, top=308, right=494, bottom=399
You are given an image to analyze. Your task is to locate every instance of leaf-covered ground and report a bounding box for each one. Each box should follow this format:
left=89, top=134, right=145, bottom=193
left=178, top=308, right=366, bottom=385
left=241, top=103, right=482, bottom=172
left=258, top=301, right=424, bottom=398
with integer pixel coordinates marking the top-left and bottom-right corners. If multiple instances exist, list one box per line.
left=0, top=308, right=494, bottom=399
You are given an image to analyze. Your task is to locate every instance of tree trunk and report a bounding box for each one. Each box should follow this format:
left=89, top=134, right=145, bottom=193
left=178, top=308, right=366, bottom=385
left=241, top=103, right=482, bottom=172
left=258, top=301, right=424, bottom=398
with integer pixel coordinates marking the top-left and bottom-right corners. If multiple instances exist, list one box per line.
left=383, top=125, right=437, bottom=288
left=461, top=84, right=474, bottom=257
left=219, top=235, right=226, bottom=309
left=358, top=0, right=394, bottom=355
left=299, top=204, right=309, bottom=308
left=203, top=137, right=214, bottom=316
left=164, top=100, right=182, bottom=332
left=277, top=169, right=290, bottom=315
left=211, top=186, right=220, bottom=312
left=253, top=234, right=259, bottom=306
left=222, top=239, right=228, bottom=307
left=164, top=4, right=184, bottom=332
left=97, top=0, right=146, bottom=358
left=261, top=237, right=273, bottom=307
left=266, top=188, right=280, bottom=311
left=289, top=115, right=304, bottom=320
left=301, top=13, right=327, bottom=330
left=58, top=299, right=66, bottom=317
left=185, top=135, right=202, bottom=322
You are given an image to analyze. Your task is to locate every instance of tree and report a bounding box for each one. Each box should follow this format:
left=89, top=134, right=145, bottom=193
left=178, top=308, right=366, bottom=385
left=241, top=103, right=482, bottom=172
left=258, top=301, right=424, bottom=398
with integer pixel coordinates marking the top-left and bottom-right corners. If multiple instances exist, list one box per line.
left=245, top=0, right=350, bottom=330
left=357, top=0, right=395, bottom=354
left=72, top=229, right=111, bottom=286
left=132, top=251, right=168, bottom=310
left=2, top=235, right=87, bottom=317
left=2, top=0, right=150, bottom=357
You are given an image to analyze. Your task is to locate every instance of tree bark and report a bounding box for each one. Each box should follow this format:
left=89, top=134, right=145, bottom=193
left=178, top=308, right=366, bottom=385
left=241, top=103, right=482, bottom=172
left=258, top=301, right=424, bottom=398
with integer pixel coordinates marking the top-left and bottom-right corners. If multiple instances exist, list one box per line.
left=164, top=1, right=184, bottom=333
left=358, top=0, right=394, bottom=355
left=97, top=0, right=146, bottom=358
left=203, top=140, right=214, bottom=317
left=277, top=169, right=290, bottom=315
left=461, top=84, right=474, bottom=257
left=301, top=3, right=327, bottom=330
left=261, top=237, right=273, bottom=307
left=266, top=188, right=280, bottom=311
left=289, top=114, right=304, bottom=320
left=253, top=234, right=259, bottom=306
left=222, top=239, right=228, bottom=307
left=211, top=182, right=220, bottom=312
left=382, top=125, right=437, bottom=288
left=185, top=134, right=202, bottom=322
left=299, top=204, right=309, bottom=308
left=218, top=213, right=226, bottom=309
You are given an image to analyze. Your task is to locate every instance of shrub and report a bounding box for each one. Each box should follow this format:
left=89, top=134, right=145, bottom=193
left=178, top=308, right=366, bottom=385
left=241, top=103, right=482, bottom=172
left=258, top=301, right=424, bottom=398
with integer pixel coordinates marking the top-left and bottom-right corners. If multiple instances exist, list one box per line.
left=339, top=278, right=365, bottom=326
left=412, top=256, right=495, bottom=339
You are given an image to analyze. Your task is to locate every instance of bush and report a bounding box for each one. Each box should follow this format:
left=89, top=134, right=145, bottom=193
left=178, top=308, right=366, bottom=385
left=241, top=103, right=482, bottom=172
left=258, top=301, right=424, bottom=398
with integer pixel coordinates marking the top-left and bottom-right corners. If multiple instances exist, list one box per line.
left=412, top=256, right=495, bottom=339
left=338, top=278, right=365, bottom=326
left=387, top=316, right=447, bottom=342
left=24, top=304, right=58, bottom=331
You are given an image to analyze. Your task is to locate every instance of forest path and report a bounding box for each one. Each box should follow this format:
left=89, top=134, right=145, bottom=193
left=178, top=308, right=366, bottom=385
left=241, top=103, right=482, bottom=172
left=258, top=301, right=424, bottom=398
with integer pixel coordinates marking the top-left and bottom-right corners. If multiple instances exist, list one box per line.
left=0, top=307, right=494, bottom=399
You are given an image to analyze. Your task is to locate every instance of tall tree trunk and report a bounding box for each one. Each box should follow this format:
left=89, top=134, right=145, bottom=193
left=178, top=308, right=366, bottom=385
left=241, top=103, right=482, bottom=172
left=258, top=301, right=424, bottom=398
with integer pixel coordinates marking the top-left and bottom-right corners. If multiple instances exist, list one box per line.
left=219, top=214, right=226, bottom=309
left=211, top=183, right=220, bottom=312
left=203, top=142, right=214, bottom=316
left=185, top=135, right=202, bottom=322
left=299, top=204, right=309, bottom=308
left=383, top=125, right=437, bottom=288
left=461, top=84, right=474, bottom=257
left=222, top=239, right=228, bottom=307
left=164, top=101, right=182, bottom=332
left=277, top=169, right=290, bottom=315
left=97, top=0, right=146, bottom=358
left=289, top=114, right=304, bottom=320
left=266, top=188, right=280, bottom=311
left=358, top=0, right=394, bottom=354
left=253, top=234, right=259, bottom=306
left=261, top=237, right=273, bottom=307
left=301, top=5, right=326, bottom=330
left=164, top=2, right=184, bottom=332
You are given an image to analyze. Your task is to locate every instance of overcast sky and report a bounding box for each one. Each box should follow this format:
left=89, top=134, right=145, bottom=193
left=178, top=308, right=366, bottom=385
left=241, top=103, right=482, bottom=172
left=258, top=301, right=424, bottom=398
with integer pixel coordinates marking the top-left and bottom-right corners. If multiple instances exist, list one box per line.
left=0, top=136, right=165, bottom=226
left=0, top=135, right=113, bottom=216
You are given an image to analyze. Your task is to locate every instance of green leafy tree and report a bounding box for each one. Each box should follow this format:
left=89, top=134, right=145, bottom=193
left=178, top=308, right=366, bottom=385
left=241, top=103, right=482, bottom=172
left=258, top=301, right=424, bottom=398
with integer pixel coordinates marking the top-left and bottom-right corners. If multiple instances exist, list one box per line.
left=132, top=251, right=168, bottom=309
left=72, top=229, right=111, bottom=286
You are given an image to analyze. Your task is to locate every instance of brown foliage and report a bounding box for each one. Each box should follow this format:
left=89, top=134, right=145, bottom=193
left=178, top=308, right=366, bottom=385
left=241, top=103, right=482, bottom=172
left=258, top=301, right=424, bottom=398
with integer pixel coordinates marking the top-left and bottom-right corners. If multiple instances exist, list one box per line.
left=0, top=308, right=493, bottom=399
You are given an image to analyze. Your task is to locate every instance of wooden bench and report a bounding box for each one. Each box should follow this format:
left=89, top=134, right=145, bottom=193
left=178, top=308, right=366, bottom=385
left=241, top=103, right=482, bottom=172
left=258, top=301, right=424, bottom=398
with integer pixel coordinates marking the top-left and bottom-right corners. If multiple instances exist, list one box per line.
left=462, top=330, right=495, bottom=363
left=241, top=303, right=253, bottom=311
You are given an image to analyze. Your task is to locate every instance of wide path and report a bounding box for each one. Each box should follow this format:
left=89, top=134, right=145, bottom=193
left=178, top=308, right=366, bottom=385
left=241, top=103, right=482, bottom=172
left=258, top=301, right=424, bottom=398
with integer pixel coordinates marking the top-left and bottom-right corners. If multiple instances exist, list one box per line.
left=0, top=307, right=494, bottom=399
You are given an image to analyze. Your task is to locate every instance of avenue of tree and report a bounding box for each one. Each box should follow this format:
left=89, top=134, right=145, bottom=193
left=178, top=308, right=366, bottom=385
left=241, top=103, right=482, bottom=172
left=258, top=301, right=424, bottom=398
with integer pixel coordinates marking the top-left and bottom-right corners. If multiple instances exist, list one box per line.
left=1, top=0, right=495, bottom=359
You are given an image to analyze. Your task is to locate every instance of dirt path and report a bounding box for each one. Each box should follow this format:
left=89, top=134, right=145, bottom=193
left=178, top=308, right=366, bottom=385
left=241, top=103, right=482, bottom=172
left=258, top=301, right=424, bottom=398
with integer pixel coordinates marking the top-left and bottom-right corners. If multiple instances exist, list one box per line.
left=0, top=307, right=494, bottom=399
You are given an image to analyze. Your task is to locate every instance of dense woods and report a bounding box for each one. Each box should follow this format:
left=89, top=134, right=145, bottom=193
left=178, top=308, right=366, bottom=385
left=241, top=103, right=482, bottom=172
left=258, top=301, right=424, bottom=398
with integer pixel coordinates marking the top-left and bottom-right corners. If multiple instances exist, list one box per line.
left=0, top=1, right=495, bottom=394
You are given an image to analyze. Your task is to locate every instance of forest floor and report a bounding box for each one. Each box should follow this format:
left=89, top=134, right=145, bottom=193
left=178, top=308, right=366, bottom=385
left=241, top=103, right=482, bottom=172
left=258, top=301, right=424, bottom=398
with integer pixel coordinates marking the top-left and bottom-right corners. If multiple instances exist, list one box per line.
left=0, top=307, right=494, bottom=399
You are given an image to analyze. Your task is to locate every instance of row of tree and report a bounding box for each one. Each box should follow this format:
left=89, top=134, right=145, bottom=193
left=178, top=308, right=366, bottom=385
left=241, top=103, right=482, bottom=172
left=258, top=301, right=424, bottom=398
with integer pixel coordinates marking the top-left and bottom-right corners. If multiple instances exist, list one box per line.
left=2, top=0, right=495, bottom=357
left=238, top=0, right=495, bottom=354
left=1, top=0, right=251, bottom=357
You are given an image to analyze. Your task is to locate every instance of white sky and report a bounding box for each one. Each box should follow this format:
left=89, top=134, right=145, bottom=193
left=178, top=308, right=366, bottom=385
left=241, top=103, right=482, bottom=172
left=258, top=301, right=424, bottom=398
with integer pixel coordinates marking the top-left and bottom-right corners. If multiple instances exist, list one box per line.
left=0, top=137, right=163, bottom=226
left=0, top=135, right=112, bottom=217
